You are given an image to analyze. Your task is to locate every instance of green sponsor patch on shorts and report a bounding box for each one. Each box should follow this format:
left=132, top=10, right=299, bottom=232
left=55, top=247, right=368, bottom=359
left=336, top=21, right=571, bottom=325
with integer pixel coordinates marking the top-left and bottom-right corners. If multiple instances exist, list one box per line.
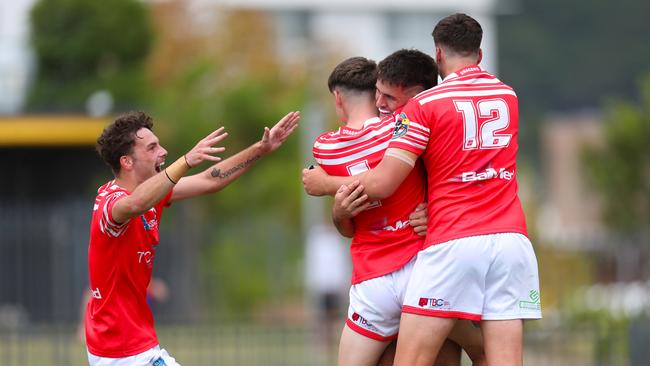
left=519, top=289, right=541, bottom=311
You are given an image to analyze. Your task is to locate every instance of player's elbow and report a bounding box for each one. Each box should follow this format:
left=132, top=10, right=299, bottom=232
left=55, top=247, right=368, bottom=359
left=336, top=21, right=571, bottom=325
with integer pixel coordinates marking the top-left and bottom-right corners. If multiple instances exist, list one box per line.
left=125, top=198, right=150, bottom=217
left=114, top=198, right=149, bottom=223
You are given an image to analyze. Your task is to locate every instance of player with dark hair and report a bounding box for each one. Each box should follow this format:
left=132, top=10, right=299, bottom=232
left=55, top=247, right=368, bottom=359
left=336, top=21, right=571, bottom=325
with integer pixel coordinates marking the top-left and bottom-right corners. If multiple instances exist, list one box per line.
left=85, top=110, right=299, bottom=366
left=314, top=52, right=485, bottom=366
left=304, top=13, right=540, bottom=366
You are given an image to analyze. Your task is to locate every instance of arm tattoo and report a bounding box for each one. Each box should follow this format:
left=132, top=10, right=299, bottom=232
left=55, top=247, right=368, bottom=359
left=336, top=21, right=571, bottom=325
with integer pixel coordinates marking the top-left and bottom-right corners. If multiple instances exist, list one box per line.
left=211, top=155, right=260, bottom=179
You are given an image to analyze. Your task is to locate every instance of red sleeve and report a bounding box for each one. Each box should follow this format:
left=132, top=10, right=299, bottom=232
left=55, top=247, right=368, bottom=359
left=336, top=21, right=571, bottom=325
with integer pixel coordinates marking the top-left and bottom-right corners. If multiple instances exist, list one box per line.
left=98, top=191, right=129, bottom=238
left=154, top=190, right=173, bottom=217
left=388, top=99, right=431, bottom=156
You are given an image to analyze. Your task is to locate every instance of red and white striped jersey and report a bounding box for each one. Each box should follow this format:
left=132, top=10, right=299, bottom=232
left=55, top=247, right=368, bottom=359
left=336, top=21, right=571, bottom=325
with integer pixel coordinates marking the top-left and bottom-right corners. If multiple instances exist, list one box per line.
left=314, top=116, right=426, bottom=284
left=85, top=180, right=172, bottom=357
left=389, top=65, right=528, bottom=248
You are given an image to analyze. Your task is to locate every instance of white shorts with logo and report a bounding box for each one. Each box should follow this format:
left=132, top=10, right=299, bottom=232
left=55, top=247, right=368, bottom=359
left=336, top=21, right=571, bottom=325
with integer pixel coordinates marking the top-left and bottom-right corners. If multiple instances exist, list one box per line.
left=402, top=233, right=542, bottom=321
left=346, top=257, right=416, bottom=341
left=88, top=345, right=180, bottom=366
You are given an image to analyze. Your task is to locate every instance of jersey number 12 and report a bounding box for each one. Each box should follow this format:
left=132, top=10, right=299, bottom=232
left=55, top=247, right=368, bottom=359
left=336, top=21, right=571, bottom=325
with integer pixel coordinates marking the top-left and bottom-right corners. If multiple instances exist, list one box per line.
left=454, top=99, right=512, bottom=150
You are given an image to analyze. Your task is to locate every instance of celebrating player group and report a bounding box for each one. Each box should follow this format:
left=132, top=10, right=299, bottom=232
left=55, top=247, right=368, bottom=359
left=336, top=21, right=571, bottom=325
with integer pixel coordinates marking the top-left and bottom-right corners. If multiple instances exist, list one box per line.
left=83, top=11, right=539, bottom=366
left=303, top=13, right=541, bottom=366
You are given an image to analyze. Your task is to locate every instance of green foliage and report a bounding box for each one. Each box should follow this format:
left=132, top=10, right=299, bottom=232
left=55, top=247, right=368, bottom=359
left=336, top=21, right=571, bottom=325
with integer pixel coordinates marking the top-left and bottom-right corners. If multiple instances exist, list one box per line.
left=28, top=0, right=153, bottom=111
left=583, top=76, right=650, bottom=234
left=568, top=309, right=630, bottom=363
left=149, top=58, right=306, bottom=315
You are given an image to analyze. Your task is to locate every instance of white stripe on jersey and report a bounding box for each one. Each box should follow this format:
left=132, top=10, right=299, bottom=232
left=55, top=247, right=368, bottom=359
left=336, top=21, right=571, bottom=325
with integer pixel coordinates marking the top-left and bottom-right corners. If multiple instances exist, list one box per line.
left=99, top=193, right=128, bottom=237
left=436, top=77, right=502, bottom=88
left=391, top=138, right=427, bottom=151
left=401, top=121, right=431, bottom=135
left=317, top=139, right=390, bottom=165
left=316, top=123, right=393, bottom=151
left=418, top=88, right=517, bottom=106
left=315, top=133, right=391, bottom=159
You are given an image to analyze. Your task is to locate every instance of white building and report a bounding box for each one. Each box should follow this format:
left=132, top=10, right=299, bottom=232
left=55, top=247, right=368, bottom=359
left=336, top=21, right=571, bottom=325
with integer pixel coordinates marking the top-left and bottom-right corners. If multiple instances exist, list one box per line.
left=0, top=0, right=36, bottom=115
left=203, top=0, right=502, bottom=72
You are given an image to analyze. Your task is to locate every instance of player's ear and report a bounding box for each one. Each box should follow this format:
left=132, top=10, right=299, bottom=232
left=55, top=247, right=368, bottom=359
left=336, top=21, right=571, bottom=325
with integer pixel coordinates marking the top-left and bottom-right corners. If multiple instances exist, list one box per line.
left=476, top=48, right=483, bottom=65
left=119, top=155, right=133, bottom=171
left=334, top=90, right=343, bottom=108
left=435, top=46, right=443, bottom=64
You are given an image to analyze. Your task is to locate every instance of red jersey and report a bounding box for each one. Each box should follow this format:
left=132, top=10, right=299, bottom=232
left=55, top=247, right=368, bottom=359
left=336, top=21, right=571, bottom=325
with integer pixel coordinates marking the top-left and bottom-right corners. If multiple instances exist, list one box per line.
left=85, top=180, right=172, bottom=357
left=389, top=65, right=527, bottom=248
left=313, top=116, right=426, bottom=284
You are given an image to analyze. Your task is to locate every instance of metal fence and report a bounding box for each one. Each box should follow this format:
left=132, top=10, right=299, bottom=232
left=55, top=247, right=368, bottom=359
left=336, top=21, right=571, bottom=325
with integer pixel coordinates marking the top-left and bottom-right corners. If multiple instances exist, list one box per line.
left=2, top=154, right=649, bottom=365
left=0, top=322, right=641, bottom=366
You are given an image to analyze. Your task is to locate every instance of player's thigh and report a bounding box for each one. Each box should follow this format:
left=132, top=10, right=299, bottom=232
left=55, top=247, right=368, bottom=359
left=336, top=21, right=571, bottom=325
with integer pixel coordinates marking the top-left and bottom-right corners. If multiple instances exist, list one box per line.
left=347, top=273, right=404, bottom=340
left=402, top=240, right=490, bottom=320
left=338, top=324, right=391, bottom=366
left=394, top=313, right=456, bottom=366
left=376, top=341, right=397, bottom=366
left=434, top=339, right=461, bottom=366
left=447, top=320, right=485, bottom=363
left=480, top=319, right=523, bottom=366
left=483, top=233, right=541, bottom=320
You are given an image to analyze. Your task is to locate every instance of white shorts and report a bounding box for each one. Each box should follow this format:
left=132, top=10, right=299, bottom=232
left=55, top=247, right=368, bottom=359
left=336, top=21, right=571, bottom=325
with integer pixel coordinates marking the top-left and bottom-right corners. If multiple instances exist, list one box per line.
left=346, top=257, right=415, bottom=341
left=88, top=345, right=180, bottom=366
left=402, top=233, right=542, bottom=321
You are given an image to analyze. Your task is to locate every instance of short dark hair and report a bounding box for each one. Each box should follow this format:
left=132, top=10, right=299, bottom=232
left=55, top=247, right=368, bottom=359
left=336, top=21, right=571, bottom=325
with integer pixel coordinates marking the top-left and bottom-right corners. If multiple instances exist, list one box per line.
left=432, top=13, right=482, bottom=56
left=96, top=111, right=154, bottom=175
left=377, top=49, right=438, bottom=90
left=327, top=57, right=377, bottom=93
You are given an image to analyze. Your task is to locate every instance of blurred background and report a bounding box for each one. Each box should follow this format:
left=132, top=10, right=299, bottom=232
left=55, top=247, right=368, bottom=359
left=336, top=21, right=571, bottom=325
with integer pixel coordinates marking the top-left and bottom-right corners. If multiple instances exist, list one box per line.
left=1, top=0, right=649, bottom=365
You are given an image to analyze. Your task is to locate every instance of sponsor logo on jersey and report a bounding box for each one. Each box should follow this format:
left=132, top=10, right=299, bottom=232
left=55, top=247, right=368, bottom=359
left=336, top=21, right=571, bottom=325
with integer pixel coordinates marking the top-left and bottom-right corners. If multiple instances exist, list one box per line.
left=351, top=312, right=380, bottom=332
left=340, top=128, right=362, bottom=136
left=458, top=66, right=481, bottom=76
left=383, top=219, right=410, bottom=232
left=391, top=113, right=410, bottom=139
left=418, top=297, right=450, bottom=309
left=455, top=167, right=514, bottom=183
left=137, top=250, right=155, bottom=269
left=519, top=290, right=541, bottom=311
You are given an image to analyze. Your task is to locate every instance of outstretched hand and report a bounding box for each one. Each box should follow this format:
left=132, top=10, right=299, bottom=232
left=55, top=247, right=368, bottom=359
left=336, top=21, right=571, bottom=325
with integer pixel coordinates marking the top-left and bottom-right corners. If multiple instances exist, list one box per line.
left=185, top=127, right=229, bottom=168
left=260, top=111, right=300, bottom=154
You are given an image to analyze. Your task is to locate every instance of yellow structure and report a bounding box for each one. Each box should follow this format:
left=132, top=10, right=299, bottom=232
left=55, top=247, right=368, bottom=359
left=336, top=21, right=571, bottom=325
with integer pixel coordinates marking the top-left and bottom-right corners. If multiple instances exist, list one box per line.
left=0, top=116, right=109, bottom=146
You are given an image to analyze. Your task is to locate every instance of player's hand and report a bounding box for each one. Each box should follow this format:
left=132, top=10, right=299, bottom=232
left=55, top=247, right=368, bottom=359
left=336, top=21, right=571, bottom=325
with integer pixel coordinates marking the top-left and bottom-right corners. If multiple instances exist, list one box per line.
left=185, top=127, right=229, bottom=168
left=302, top=165, right=329, bottom=196
left=259, top=111, right=300, bottom=154
left=333, top=181, right=370, bottom=220
left=409, top=202, right=427, bottom=236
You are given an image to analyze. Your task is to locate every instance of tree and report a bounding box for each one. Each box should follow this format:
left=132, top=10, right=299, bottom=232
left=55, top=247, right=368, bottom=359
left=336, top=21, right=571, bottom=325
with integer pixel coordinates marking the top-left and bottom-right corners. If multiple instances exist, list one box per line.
left=583, top=76, right=650, bottom=235
left=146, top=4, right=307, bottom=316
left=28, top=0, right=153, bottom=112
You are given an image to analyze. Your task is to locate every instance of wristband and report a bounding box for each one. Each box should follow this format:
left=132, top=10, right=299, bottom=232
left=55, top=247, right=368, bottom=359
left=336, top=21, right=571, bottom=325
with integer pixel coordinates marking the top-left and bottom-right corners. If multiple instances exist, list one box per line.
left=164, top=155, right=191, bottom=184
left=184, top=154, right=193, bottom=168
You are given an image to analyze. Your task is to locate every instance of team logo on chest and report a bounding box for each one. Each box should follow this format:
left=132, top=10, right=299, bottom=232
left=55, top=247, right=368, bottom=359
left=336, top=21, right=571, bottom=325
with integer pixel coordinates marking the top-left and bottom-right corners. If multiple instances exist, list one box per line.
left=140, top=208, right=158, bottom=231
left=392, top=113, right=410, bottom=139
